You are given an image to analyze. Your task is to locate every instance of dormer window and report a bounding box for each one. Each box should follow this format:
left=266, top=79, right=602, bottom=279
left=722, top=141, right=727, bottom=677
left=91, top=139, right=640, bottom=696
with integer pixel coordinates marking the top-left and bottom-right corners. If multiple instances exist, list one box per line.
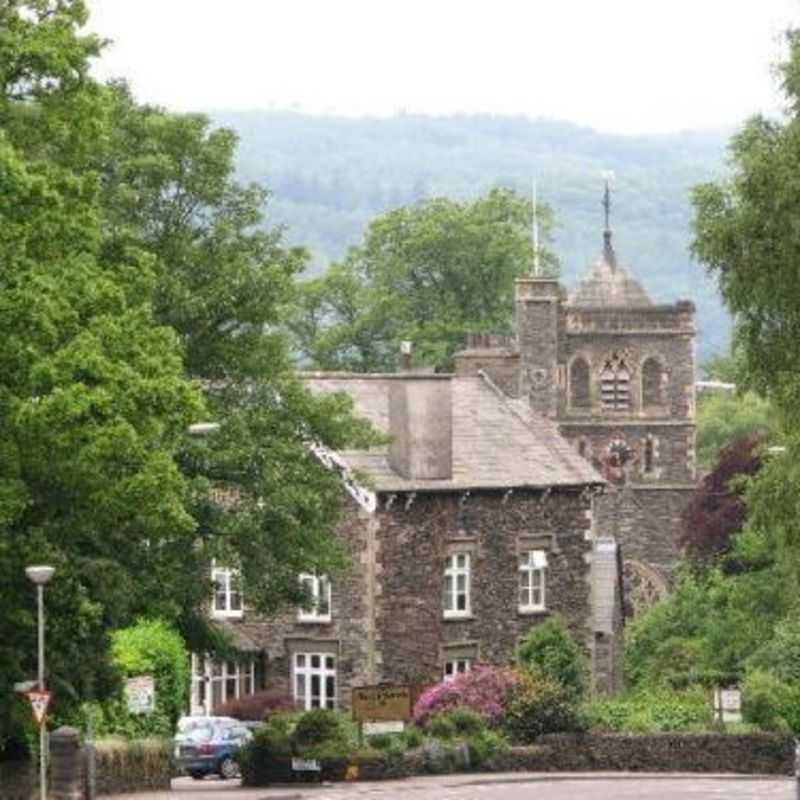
left=600, top=354, right=630, bottom=411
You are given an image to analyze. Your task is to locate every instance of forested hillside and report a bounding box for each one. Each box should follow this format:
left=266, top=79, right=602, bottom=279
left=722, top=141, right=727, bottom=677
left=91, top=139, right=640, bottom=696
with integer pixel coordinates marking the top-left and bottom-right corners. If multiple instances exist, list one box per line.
left=213, top=111, right=732, bottom=358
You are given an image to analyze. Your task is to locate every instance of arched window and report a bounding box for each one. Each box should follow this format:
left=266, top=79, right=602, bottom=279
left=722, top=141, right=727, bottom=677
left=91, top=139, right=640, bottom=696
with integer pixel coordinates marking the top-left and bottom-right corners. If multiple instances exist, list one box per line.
left=600, top=354, right=630, bottom=411
left=570, top=357, right=591, bottom=409
left=642, top=358, right=664, bottom=408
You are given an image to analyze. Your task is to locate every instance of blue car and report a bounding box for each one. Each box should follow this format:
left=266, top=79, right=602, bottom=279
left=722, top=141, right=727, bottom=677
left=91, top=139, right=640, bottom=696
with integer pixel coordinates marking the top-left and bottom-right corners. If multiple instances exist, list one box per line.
left=175, top=719, right=252, bottom=780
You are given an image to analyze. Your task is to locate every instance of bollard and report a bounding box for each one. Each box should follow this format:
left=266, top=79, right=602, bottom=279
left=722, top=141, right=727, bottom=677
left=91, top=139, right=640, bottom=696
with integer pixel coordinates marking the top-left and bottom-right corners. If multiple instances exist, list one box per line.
left=794, top=739, right=800, bottom=800
left=49, top=727, right=83, bottom=800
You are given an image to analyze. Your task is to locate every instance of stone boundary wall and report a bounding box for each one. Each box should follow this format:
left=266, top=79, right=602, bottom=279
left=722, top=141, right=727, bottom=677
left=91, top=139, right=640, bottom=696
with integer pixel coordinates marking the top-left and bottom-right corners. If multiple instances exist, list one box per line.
left=0, top=760, right=35, bottom=800
left=499, top=733, right=794, bottom=776
left=91, top=738, right=173, bottom=796
left=243, top=733, right=795, bottom=786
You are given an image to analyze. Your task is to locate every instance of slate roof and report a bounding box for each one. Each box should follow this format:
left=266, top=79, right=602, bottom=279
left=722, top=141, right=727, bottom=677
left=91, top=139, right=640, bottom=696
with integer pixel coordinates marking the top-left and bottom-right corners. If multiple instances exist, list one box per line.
left=303, top=372, right=604, bottom=493
left=568, top=234, right=654, bottom=308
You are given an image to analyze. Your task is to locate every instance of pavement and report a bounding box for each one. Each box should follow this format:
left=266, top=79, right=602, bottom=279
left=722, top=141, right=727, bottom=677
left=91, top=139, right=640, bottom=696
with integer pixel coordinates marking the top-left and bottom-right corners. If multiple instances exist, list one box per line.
left=103, top=773, right=799, bottom=800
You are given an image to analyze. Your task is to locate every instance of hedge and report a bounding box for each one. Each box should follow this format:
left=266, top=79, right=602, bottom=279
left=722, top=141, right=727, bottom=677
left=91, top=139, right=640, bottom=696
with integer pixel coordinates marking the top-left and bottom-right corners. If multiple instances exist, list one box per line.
left=92, top=737, right=173, bottom=795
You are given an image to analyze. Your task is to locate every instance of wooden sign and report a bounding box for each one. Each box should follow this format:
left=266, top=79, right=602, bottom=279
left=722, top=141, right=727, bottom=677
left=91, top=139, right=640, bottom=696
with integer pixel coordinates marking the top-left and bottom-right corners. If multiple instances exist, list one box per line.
left=351, top=685, right=412, bottom=722
left=26, top=690, right=51, bottom=725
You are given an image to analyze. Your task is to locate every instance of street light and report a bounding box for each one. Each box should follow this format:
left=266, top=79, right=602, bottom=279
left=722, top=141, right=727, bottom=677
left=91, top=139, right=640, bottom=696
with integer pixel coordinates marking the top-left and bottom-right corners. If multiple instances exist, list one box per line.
left=26, top=565, right=54, bottom=800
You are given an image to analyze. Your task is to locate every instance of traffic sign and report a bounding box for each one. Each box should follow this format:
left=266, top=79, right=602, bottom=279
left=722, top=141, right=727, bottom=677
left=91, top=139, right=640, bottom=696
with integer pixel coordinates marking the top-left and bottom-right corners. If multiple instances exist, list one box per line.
left=26, top=690, right=51, bottom=725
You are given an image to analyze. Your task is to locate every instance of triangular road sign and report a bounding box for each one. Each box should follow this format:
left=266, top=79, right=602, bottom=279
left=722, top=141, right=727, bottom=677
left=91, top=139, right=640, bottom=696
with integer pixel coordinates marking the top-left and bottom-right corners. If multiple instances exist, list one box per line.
left=26, top=690, right=51, bottom=725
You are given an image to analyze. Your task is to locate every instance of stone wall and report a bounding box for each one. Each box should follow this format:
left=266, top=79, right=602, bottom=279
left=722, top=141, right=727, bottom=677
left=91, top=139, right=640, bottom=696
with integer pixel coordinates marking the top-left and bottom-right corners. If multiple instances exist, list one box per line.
left=376, top=488, right=595, bottom=687
left=528, top=732, right=794, bottom=774
left=243, top=507, right=376, bottom=709
left=0, top=760, right=34, bottom=800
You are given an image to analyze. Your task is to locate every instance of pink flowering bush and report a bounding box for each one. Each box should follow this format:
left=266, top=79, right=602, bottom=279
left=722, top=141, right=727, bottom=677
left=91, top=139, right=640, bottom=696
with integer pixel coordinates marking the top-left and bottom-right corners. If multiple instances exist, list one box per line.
left=413, top=664, right=519, bottom=727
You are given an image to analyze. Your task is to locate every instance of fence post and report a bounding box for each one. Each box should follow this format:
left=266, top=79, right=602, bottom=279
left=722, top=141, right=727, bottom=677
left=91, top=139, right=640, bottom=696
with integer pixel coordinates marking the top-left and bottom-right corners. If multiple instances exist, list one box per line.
left=49, top=727, right=83, bottom=800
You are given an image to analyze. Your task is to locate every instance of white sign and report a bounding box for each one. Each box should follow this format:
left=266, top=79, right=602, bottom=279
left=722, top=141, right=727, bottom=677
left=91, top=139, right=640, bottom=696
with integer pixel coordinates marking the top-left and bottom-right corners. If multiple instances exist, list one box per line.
left=291, top=758, right=321, bottom=772
left=125, top=676, right=155, bottom=715
left=364, top=721, right=405, bottom=736
left=26, top=690, right=52, bottom=725
left=713, top=687, right=742, bottom=723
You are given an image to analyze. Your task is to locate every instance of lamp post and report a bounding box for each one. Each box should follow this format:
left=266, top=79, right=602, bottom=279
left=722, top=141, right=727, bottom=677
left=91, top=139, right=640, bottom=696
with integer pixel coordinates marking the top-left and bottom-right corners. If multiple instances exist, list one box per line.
left=26, top=565, right=55, bottom=800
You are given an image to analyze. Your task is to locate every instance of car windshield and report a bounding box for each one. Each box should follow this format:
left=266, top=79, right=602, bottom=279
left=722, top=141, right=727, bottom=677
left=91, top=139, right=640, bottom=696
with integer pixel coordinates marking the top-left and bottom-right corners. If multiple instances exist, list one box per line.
left=184, top=726, right=216, bottom=743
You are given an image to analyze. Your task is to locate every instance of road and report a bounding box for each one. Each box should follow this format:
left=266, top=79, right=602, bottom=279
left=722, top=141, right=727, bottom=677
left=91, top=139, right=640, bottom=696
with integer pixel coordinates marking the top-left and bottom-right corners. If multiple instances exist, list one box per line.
left=106, top=773, right=798, bottom=800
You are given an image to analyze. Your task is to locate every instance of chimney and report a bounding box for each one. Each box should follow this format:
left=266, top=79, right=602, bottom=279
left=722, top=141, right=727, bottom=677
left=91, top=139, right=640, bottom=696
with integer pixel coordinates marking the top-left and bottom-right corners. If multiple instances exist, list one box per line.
left=388, top=375, right=452, bottom=480
left=399, top=340, right=413, bottom=371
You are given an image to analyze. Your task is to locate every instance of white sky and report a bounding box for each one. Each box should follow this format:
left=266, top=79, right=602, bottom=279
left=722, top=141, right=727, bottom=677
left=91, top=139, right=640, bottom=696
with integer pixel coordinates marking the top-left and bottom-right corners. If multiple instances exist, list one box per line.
left=86, top=0, right=800, bottom=135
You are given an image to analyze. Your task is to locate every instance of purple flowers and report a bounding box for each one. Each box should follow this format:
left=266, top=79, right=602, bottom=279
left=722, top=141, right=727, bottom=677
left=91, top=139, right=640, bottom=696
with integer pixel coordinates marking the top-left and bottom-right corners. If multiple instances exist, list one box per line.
left=413, top=664, right=518, bottom=727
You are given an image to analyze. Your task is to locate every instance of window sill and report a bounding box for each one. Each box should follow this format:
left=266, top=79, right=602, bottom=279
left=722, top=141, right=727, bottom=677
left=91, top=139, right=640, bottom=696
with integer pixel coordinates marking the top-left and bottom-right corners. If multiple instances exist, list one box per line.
left=297, top=617, right=333, bottom=625
left=518, top=607, right=549, bottom=616
left=443, top=613, right=474, bottom=622
left=211, top=610, right=244, bottom=620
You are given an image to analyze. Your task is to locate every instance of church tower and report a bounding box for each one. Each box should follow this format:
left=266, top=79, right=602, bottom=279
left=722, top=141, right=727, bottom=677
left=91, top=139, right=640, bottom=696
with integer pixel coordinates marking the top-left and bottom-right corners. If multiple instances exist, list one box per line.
left=555, top=182, right=696, bottom=609
left=455, top=181, right=697, bottom=611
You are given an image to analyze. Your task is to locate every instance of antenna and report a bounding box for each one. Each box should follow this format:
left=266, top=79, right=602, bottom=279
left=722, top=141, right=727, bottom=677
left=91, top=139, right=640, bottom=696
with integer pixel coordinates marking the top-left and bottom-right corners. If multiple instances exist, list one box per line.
left=532, top=178, right=541, bottom=276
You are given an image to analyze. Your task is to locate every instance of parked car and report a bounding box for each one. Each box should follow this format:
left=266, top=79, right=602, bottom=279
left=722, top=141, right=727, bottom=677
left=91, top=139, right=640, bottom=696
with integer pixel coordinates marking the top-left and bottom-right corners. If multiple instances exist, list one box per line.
left=174, top=718, right=252, bottom=780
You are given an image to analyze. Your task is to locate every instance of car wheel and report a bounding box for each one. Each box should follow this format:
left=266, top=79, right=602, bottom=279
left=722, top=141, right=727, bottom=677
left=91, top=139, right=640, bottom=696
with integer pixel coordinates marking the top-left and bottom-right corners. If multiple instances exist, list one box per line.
left=189, top=771, right=205, bottom=781
left=218, top=756, right=239, bottom=780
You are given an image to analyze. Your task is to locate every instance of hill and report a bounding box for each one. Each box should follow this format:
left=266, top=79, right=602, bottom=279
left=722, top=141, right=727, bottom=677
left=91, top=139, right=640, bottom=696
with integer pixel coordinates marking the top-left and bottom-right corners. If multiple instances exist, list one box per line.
left=211, top=111, right=733, bottom=360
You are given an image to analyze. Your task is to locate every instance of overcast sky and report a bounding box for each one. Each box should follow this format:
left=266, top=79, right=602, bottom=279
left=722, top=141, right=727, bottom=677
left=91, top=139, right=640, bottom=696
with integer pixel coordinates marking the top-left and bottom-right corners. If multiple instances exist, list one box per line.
left=86, top=1, right=800, bottom=136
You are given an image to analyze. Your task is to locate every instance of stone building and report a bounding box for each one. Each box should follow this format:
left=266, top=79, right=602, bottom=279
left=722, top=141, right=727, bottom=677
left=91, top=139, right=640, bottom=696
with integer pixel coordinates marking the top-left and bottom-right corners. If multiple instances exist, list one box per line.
left=454, top=189, right=696, bottom=612
left=191, top=371, right=625, bottom=714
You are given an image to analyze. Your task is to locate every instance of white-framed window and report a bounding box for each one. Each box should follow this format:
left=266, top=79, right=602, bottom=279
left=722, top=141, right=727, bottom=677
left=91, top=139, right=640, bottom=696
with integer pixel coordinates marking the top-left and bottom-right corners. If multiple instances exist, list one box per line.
left=519, top=549, right=548, bottom=612
left=212, top=566, right=243, bottom=618
left=297, top=573, right=332, bottom=623
left=444, top=658, right=472, bottom=681
left=443, top=552, right=471, bottom=618
left=190, top=654, right=256, bottom=715
left=293, top=653, right=336, bottom=710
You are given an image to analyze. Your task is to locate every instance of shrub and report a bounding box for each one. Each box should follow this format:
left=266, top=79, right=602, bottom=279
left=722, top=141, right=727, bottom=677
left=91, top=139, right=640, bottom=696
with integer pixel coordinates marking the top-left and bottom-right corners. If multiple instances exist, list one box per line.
left=413, top=665, right=518, bottom=727
left=401, top=725, right=423, bottom=749
left=213, top=687, right=294, bottom=721
left=742, top=670, right=794, bottom=732
left=93, top=737, right=172, bottom=795
left=516, top=618, right=586, bottom=700
left=586, top=687, right=713, bottom=733
left=504, top=671, right=586, bottom=743
left=443, top=706, right=486, bottom=737
left=427, top=715, right=456, bottom=740
left=465, top=729, right=508, bottom=768
left=748, top=616, right=800, bottom=683
left=291, top=708, right=356, bottom=760
left=108, top=619, right=189, bottom=735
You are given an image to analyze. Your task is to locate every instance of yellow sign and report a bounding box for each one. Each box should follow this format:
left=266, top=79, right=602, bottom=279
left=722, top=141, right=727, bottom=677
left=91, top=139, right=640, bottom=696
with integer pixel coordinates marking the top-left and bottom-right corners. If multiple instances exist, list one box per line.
left=351, top=685, right=412, bottom=722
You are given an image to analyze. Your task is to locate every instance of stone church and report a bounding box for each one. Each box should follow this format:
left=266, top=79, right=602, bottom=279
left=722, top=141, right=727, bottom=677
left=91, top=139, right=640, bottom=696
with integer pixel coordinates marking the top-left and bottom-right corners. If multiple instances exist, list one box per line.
left=455, top=187, right=696, bottom=612
left=191, top=190, right=694, bottom=714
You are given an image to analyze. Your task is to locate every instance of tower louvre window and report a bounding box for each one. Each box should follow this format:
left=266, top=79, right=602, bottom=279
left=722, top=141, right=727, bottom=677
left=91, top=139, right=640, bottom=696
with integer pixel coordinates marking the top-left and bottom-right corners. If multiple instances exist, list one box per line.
left=600, top=355, right=630, bottom=411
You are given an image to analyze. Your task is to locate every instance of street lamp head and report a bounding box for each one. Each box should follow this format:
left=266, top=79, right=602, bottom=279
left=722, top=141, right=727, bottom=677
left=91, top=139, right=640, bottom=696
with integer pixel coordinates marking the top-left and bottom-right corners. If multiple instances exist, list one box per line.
left=25, top=565, right=55, bottom=585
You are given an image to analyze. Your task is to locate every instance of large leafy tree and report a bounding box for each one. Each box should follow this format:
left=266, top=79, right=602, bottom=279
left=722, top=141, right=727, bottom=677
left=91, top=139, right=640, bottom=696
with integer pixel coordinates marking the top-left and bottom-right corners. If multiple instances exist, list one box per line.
left=691, top=28, right=800, bottom=594
left=288, top=189, right=558, bottom=371
left=0, top=0, right=376, bottom=743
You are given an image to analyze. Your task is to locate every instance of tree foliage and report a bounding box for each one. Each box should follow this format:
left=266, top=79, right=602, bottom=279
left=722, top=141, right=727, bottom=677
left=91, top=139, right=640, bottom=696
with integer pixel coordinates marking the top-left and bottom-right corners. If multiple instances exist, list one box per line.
left=680, top=434, right=763, bottom=564
left=515, top=617, right=586, bottom=700
left=288, top=189, right=557, bottom=371
left=0, top=0, right=376, bottom=745
left=691, top=26, right=800, bottom=600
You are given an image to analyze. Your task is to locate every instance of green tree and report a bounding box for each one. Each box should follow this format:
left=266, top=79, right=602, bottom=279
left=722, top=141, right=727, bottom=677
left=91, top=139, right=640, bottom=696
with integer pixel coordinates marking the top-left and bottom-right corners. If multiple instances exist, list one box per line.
left=0, top=0, right=377, bottom=745
left=691, top=27, right=800, bottom=596
left=516, top=618, right=586, bottom=700
left=288, top=189, right=558, bottom=371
